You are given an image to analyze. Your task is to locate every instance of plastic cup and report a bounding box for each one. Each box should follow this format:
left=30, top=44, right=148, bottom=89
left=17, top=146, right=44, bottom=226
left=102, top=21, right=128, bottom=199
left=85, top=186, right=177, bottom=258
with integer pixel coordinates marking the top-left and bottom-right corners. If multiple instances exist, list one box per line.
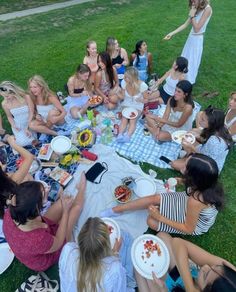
left=167, top=178, right=177, bottom=189
left=148, top=169, right=157, bottom=179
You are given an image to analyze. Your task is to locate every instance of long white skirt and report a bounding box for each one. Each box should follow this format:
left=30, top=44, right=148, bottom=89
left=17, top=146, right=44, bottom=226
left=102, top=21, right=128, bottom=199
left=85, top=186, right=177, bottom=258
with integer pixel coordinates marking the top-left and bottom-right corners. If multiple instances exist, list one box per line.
left=181, top=34, right=204, bottom=84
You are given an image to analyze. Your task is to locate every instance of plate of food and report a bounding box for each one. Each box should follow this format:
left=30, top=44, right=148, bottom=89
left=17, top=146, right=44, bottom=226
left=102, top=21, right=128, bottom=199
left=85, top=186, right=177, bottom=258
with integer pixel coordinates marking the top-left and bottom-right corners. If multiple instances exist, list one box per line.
left=114, top=185, right=132, bottom=203
left=37, top=144, right=53, bottom=161
left=88, top=95, right=103, bottom=107
left=0, top=243, right=15, bottom=274
left=101, top=217, right=121, bottom=248
left=182, top=132, right=196, bottom=144
left=50, top=136, right=72, bottom=155
left=122, top=107, right=138, bottom=120
left=171, top=130, right=195, bottom=144
left=134, top=177, right=156, bottom=198
left=131, top=234, right=170, bottom=280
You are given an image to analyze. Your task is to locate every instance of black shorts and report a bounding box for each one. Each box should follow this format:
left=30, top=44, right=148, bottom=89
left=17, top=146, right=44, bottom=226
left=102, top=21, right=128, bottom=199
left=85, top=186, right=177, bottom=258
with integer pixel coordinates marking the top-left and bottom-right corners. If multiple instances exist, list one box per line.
left=159, top=86, right=172, bottom=104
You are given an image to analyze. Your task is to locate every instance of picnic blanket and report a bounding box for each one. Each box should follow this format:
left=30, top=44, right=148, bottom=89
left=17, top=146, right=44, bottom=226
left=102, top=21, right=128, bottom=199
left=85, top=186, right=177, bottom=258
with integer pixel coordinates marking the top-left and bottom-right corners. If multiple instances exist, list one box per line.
left=63, top=102, right=201, bottom=168
left=64, top=144, right=167, bottom=240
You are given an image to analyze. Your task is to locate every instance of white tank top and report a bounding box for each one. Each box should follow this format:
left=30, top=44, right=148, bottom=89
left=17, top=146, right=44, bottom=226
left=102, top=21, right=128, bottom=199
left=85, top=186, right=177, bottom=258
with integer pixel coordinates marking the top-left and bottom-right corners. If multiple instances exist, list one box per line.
left=190, top=5, right=212, bottom=35
left=163, top=75, right=179, bottom=96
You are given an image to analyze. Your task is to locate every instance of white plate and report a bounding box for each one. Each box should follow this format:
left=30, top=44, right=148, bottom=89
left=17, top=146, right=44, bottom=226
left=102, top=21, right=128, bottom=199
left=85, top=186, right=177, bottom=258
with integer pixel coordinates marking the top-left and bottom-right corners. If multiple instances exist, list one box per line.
left=131, top=234, right=170, bottom=280
left=171, top=130, right=195, bottom=144
left=122, top=107, right=138, bottom=120
left=50, top=136, right=72, bottom=155
left=134, top=177, right=156, bottom=197
left=0, top=243, right=14, bottom=274
left=101, top=217, right=121, bottom=249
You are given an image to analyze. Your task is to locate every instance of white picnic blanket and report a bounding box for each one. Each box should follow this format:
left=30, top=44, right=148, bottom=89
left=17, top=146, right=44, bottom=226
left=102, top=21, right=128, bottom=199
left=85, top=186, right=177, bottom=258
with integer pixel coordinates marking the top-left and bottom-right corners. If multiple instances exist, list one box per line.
left=65, top=144, right=167, bottom=239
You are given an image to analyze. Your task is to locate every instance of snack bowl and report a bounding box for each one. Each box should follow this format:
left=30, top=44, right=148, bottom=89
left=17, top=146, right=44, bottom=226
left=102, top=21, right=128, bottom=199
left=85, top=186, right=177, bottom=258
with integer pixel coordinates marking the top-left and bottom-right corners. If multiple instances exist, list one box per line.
left=114, top=185, right=132, bottom=204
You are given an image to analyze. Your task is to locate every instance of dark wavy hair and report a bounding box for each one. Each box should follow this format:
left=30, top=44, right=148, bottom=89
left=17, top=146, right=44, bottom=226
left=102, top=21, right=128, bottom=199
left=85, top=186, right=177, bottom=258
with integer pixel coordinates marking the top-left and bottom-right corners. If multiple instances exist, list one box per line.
left=0, top=166, right=17, bottom=219
left=188, top=0, right=209, bottom=12
left=200, top=106, right=233, bottom=149
left=184, top=153, right=224, bottom=210
left=98, top=51, right=114, bottom=89
left=132, top=40, right=145, bottom=67
left=170, top=80, right=194, bottom=109
left=9, top=181, right=44, bottom=225
left=175, top=56, right=188, bottom=73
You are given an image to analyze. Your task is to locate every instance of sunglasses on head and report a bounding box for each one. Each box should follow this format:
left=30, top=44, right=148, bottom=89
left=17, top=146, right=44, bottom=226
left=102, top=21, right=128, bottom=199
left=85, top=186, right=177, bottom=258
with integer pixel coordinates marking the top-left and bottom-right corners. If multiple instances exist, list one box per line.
left=0, top=87, right=14, bottom=94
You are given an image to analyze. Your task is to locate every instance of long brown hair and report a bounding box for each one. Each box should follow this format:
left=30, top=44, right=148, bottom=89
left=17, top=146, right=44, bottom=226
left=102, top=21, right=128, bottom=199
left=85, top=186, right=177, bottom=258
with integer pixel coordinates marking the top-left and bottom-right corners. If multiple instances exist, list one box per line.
left=188, top=0, right=209, bottom=13
left=77, top=217, right=113, bottom=292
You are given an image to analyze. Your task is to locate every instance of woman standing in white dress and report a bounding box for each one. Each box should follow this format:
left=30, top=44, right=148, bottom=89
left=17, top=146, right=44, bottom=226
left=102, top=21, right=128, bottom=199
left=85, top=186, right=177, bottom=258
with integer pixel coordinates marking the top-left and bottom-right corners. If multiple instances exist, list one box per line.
left=0, top=81, right=36, bottom=146
left=164, top=0, right=212, bottom=84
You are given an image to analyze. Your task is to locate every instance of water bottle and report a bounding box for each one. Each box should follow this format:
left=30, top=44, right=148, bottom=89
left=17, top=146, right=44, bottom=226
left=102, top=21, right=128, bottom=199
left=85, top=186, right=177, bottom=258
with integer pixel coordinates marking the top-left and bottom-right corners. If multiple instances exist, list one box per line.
left=101, top=119, right=113, bottom=144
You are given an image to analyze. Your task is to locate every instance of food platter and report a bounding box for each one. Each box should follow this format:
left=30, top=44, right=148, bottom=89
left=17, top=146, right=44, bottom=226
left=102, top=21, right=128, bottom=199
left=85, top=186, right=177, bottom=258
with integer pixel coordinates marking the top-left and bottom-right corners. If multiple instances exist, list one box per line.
left=131, top=234, right=170, bottom=279
left=133, top=177, right=156, bottom=198
left=50, top=136, right=72, bottom=155
left=171, top=130, right=195, bottom=145
left=88, top=95, right=103, bottom=107
left=122, top=107, right=138, bottom=120
left=114, top=185, right=132, bottom=203
left=101, top=217, right=121, bottom=248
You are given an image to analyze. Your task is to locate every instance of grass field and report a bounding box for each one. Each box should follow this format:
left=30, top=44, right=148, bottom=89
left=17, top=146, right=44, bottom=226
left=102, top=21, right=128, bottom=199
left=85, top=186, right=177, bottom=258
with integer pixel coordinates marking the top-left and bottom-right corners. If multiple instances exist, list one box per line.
left=0, top=0, right=236, bottom=290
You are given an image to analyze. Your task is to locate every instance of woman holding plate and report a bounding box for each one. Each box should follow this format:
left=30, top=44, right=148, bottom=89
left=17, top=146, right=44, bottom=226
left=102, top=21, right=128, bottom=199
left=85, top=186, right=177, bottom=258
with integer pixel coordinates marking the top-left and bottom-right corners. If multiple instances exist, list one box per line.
left=101, top=153, right=224, bottom=236
left=135, top=233, right=236, bottom=292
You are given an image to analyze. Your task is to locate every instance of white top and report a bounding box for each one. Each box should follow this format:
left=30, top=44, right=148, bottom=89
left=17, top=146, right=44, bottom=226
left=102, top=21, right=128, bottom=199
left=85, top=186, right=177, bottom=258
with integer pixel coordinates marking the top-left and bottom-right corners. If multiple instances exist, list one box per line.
left=190, top=5, right=212, bottom=35
left=163, top=75, right=179, bottom=96
left=225, top=109, right=236, bottom=142
left=36, top=104, right=54, bottom=122
left=59, top=242, right=129, bottom=292
left=197, top=135, right=229, bottom=172
left=121, top=80, right=148, bottom=111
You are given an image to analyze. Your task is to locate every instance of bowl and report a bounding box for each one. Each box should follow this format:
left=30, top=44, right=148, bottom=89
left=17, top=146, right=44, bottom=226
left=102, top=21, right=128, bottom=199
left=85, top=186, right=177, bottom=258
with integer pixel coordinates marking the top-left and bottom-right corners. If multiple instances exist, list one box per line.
left=50, top=136, right=72, bottom=155
left=29, top=158, right=42, bottom=175
left=114, top=185, right=132, bottom=204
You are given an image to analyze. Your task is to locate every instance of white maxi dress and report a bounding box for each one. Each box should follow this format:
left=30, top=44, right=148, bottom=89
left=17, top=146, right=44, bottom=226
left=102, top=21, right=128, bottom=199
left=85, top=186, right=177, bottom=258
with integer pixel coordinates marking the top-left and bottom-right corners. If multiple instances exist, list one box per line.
left=181, top=5, right=212, bottom=84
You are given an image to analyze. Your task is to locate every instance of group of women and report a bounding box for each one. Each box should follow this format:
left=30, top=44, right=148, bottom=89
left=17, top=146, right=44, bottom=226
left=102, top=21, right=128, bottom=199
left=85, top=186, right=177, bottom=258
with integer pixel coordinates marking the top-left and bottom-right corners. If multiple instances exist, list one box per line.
left=0, top=0, right=236, bottom=291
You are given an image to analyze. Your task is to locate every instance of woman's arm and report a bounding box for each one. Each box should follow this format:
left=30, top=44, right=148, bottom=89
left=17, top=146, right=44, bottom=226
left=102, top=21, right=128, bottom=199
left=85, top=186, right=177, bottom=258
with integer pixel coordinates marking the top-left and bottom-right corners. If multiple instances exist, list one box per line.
left=2, top=103, right=17, bottom=129
left=83, top=56, right=88, bottom=64
left=130, top=53, right=136, bottom=66
left=94, top=71, right=107, bottom=100
left=48, top=95, right=66, bottom=119
left=228, top=120, right=236, bottom=137
left=113, top=67, right=119, bottom=88
left=121, top=48, right=129, bottom=66
left=163, top=18, right=190, bottom=40
left=158, top=104, right=193, bottom=128
left=191, top=6, right=212, bottom=33
left=157, top=70, right=171, bottom=86
left=25, top=94, right=35, bottom=125
left=7, top=135, right=34, bottom=183
left=148, top=196, right=204, bottom=234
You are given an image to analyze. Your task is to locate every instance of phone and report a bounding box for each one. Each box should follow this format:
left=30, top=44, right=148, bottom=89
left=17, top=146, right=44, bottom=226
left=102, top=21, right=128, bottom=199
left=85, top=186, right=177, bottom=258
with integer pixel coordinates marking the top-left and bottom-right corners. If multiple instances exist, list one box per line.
left=159, top=156, right=171, bottom=164
left=85, top=162, right=107, bottom=183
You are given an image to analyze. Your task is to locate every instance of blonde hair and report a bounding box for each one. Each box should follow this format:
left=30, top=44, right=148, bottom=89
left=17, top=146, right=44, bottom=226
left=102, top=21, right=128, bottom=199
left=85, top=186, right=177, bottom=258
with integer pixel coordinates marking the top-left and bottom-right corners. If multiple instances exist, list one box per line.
left=0, top=81, right=25, bottom=104
left=28, top=75, right=53, bottom=105
left=188, top=0, right=209, bottom=13
left=86, top=40, right=97, bottom=56
left=124, top=67, right=140, bottom=95
left=75, top=64, right=92, bottom=92
left=77, top=217, right=113, bottom=292
left=106, top=37, right=116, bottom=57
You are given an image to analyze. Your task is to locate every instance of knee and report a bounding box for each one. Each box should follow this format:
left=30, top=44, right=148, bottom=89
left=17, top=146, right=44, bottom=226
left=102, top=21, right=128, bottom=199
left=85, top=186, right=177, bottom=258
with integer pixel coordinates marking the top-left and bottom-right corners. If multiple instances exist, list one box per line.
left=147, top=216, right=158, bottom=231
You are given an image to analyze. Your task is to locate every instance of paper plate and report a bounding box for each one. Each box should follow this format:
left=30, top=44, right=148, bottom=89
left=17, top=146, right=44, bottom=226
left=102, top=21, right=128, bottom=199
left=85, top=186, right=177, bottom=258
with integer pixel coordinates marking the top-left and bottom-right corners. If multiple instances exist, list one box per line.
left=171, top=130, right=187, bottom=144
left=102, top=217, right=121, bottom=248
left=134, top=177, right=157, bottom=197
left=122, top=107, right=138, bottom=119
left=0, top=243, right=15, bottom=274
left=50, top=136, right=72, bottom=155
left=29, top=158, right=42, bottom=175
left=131, top=234, right=170, bottom=280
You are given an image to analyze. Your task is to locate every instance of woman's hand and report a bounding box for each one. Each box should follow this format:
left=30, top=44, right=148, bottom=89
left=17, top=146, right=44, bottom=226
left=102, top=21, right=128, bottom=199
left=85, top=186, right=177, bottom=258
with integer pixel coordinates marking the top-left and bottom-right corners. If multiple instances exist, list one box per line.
left=61, top=195, right=74, bottom=212
left=163, top=33, right=172, bottom=40
left=182, top=141, right=195, bottom=153
left=6, top=135, right=16, bottom=145
left=25, top=129, right=32, bottom=137
left=148, top=205, right=161, bottom=220
left=152, top=272, right=168, bottom=292
left=112, top=237, right=122, bottom=253
left=189, top=6, right=197, bottom=18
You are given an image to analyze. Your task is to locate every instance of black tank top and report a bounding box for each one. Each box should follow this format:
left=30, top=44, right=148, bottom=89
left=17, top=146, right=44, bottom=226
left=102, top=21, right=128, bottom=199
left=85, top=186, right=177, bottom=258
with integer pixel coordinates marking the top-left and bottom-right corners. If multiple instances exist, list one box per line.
left=112, top=50, right=124, bottom=65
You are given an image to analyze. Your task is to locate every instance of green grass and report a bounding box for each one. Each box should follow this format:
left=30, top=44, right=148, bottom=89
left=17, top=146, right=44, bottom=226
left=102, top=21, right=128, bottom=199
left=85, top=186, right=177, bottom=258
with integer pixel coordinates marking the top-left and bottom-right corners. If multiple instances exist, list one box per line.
left=0, top=0, right=73, bottom=14
left=1, top=0, right=236, bottom=290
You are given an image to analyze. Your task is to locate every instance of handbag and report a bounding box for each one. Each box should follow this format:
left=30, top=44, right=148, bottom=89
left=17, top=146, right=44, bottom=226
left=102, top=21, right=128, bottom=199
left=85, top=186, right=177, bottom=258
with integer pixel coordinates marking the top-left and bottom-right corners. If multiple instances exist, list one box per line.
left=16, top=272, right=59, bottom=292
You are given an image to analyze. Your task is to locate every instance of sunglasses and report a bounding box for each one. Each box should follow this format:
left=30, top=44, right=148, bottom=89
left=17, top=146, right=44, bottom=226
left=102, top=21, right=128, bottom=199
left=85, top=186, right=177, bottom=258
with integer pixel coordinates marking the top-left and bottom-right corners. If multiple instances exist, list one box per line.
left=0, top=87, right=14, bottom=94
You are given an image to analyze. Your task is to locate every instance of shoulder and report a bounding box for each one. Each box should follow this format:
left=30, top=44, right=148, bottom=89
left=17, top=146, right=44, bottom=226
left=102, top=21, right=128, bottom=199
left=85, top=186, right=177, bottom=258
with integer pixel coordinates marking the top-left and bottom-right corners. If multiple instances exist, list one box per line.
left=131, top=53, right=136, bottom=60
left=120, top=47, right=127, bottom=55
left=67, top=76, right=75, bottom=83
left=83, top=56, right=88, bottom=64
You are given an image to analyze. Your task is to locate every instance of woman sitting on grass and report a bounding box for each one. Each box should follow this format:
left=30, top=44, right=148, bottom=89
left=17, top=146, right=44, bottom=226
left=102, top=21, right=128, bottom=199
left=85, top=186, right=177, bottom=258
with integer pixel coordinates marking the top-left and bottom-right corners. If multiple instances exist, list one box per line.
left=101, top=153, right=224, bottom=236
left=145, top=80, right=194, bottom=142
left=135, top=233, right=236, bottom=292
left=0, top=81, right=36, bottom=146
left=59, top=217, right=135, bottom=292
left=171, top=106, right=233, bottom=173
left=3, top=173, right=86, bottom=272
left=94, top=51, right=121, bottom=110
left=28, top=75, right=67, bottom=137
left=66, top=64, right=93, bottom=119
left=83, top=40, right=99, bottom=85
left=116, top=67, right=148, bottom=143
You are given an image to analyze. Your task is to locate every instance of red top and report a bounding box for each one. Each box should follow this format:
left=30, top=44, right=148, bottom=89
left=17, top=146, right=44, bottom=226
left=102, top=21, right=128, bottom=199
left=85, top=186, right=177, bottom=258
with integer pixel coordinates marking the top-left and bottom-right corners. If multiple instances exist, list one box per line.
left=3, top=209, right=65, bottom=271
